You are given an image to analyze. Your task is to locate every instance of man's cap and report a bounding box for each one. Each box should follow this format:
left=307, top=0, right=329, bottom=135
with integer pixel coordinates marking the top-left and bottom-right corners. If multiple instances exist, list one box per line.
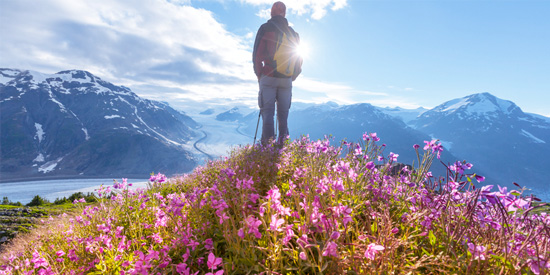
left=271, top=1, right=286, bottom=18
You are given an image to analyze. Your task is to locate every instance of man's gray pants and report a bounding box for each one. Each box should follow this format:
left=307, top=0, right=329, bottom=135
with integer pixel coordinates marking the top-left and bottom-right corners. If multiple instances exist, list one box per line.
left=258, top=75, right=292, bottom=145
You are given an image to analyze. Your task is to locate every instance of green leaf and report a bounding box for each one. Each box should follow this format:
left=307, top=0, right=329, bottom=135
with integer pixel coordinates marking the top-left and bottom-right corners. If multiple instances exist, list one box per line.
left=428, top=230, right=436, bottom=246
left=421, top=247, right=430, bottom=256
left=371, top=222, right=377, bottom=233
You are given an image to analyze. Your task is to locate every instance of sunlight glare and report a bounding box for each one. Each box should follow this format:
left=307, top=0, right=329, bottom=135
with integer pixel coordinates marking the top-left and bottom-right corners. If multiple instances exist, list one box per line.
left=295, top=41, right=310, bottom=59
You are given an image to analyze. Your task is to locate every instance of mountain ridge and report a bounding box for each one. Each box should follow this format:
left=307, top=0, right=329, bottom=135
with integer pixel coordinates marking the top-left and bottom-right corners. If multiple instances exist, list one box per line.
left=1, top=68, right=198, bottom=181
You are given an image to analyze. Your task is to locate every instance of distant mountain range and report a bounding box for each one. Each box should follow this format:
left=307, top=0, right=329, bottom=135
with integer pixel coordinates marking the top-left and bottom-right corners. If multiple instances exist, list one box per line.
left=2, top=68, right=549, bottom=201
left=232, top=93, right=550, bottom=199
left=0, top=69, right=198, bottom=181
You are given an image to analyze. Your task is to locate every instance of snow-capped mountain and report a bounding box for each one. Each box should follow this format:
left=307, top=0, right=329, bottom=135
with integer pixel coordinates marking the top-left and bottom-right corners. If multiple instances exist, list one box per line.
left=0, top=69, right=198, bottom=181
left=216, top=107, right=244, bottom=122
left=235, top=93, right=549, bottom=199
left=412, top=92, right=550, bottom=196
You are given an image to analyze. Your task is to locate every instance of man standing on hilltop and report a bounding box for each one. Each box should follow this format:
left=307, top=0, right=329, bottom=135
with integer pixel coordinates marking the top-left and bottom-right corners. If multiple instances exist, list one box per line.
left=253, top=1, right=303, bottom=145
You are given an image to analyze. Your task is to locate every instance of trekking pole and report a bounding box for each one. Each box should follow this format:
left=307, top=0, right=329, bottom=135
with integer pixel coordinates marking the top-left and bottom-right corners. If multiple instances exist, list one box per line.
left=275, top=104, right=278, bottom=139
left=253, top=111, right=261, bottom=145
left=276, top=115, right=278, bottom=139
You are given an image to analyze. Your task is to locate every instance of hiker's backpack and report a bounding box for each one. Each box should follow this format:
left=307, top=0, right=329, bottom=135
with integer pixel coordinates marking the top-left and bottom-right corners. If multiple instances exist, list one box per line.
left=272, top=23, right=302, bottom=78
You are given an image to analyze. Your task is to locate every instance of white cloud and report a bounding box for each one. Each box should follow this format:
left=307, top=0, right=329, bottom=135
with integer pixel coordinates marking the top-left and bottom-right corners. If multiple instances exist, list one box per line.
left=0, top=0, right=253, bottom=92
left=293, top=77, right=387, bottom=104
left=0, top=0, right=355, bottom=113
left=243, top=0, right=348, bottom=20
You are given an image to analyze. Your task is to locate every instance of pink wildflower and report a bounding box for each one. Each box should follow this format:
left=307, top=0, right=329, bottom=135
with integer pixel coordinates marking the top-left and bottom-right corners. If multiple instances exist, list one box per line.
left=468, top=243, right=487, bottom=260
left=207, top=252, right=222, bottom=270
left=388, top=152, right=399, bottom=162
left=176, top=263, right=190, bottom=274
left=364, top=243, right=384, bottom=260
left=246, top=216, right=262, bottom=238
left=151, top=232, right=163, bottom=244
left=204, top=238, right=214, bottom=250
left=269, top=214, right=284, bottom=232
left=322, top=241, right=338, bottom=257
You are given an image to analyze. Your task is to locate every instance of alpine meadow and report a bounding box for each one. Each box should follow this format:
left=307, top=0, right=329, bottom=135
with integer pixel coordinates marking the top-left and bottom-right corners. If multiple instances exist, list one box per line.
left=1, top=0, right=550, bottom=274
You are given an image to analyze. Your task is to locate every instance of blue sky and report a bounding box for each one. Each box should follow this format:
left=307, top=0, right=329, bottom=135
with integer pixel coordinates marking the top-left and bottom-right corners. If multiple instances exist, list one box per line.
left=1, top=0, right=548, bottom=116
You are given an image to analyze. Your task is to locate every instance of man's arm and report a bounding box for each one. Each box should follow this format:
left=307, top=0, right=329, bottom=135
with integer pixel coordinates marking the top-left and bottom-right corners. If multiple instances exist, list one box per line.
left=252, top=25, right=265, bottom=81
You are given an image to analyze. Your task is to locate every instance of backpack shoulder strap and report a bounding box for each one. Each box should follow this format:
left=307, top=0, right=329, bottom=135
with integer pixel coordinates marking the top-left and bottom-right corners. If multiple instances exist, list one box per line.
left=269, top=21, right=291, bottom=37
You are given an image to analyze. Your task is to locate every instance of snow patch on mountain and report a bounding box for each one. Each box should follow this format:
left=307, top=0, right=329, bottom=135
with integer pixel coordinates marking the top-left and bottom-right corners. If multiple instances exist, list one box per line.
left=82, top=128, right=90, bottom=140
left=39, top=157, right=64, bottom=173
left=33, top=153, right=45, bottom=163
left=46, top=89, right=68, bottom=113
left=0, top=74, right=14, bottom=84
left=28, top=70, right=51, bottom=84
left=0, top=69, right=21, bottom=83
left=442, top=98, right=469, bottom=112
left=521, top=129, right=546, bottom=144
left=34, top=123, right=45, bottom=143
left=0, top=96, right=14, bottom=103
left=105, top=115, right=122, bottom=119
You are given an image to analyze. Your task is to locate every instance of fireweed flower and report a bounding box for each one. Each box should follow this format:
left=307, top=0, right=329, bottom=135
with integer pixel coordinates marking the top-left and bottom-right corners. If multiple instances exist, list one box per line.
left=365, top=161, right=375, bottom=170
left=322, top=241, right=339, bottom=257
left=423, top=140, right=436, bottom=151
left=149, top=173, right=167, bottom=183
left=270, top=214, right=285, bottom=232
left=150, top=232, right=163, bottom=244
left=449, top=161, right=472, bottom=175
left=207, top=252, right=222, bottom=270
left=283, top=225, right=294, bottom=245
left=354, top=144, right=362, bottom=156
left=388, top=152, right=399, bottom=162
left=31, top=251, right=48, bottom=269
left=364, top=243, right=384, bottom=260
left=468, top=243, right=487, bottom=260
left=204, top=239, right=214, bottom=250
left=475, top=174, right=486, bottom=182
left=245, top=216, right=262, bottom=238
left=423, top=140, right=443, bottom=158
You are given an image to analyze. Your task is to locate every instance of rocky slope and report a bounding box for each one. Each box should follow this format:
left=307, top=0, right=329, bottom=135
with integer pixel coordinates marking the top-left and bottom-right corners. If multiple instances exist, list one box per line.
left=0, top=69, right=198, bottom=181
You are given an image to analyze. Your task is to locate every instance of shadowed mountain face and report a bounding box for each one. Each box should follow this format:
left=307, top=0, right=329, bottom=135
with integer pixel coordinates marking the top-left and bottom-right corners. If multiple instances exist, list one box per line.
left=411, top=92, right=550, bottom=193
left=236, top=93, right=550, bottom=199
left=1, top=69, right=198, bottom=181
